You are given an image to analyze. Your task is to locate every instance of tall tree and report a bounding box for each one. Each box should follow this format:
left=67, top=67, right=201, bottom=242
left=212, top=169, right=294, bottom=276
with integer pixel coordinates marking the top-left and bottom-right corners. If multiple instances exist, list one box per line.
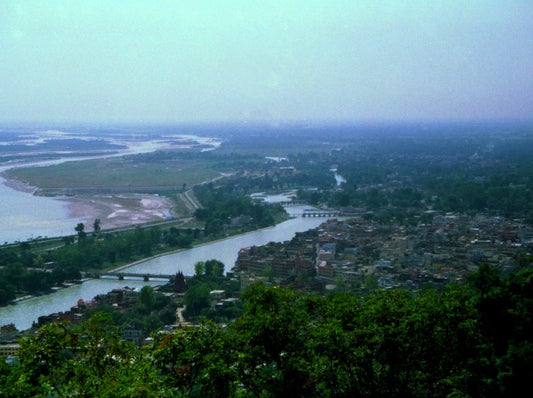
left=75, top=223, right=86, bottom=240
left=93, top=219, right=101, bottom=233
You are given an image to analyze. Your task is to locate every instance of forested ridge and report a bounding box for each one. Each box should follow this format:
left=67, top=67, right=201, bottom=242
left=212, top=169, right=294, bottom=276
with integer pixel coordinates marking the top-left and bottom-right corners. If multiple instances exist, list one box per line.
left=2, top=264, right=532, bottom=397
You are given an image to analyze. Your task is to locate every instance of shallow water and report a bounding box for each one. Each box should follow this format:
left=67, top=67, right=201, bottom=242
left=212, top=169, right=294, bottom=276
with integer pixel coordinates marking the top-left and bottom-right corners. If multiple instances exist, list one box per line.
left=0, top=174, right=82, bottom=243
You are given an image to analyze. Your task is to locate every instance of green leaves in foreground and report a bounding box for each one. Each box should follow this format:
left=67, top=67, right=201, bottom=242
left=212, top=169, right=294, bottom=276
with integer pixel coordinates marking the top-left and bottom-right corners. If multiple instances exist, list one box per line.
left=2, top=266, right=533, bottom=397
left=0, top=313, right=165, bottom=397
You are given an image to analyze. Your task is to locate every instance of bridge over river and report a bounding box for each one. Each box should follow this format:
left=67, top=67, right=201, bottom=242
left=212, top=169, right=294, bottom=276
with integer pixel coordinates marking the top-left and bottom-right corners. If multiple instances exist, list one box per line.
left=302, top=210, right=341, bottom=217
left=100, top=271, right=175, bottom=281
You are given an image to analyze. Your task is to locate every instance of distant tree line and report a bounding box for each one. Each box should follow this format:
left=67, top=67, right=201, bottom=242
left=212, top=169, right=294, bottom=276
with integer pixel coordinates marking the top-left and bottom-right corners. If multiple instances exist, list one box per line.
left=193, top=183, right=286, bottom=237
left=291, top=130, right=533, bottom=222
left=0, top=243, right=81, bottom=304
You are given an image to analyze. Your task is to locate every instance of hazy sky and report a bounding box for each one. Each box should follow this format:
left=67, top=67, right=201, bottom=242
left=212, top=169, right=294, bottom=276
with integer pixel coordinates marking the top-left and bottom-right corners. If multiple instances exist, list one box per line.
left=1, top=1, right=532, bottom=124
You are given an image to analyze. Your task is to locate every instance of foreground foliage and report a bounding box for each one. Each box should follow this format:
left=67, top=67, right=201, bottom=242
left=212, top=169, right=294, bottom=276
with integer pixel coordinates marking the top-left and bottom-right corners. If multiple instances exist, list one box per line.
left=2, top=266, right=532, bottom=397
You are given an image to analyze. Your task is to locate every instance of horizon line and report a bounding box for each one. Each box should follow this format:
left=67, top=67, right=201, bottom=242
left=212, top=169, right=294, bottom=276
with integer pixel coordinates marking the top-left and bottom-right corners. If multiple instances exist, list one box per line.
left=1, top=117, right=532, bottom=129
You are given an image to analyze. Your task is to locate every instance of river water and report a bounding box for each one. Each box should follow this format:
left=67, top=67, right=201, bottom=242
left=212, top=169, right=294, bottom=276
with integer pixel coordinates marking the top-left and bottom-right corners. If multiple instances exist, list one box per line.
left=126, top=208, right=324, bottom=276
left=0, top=175, right=80, bottom=244
left=0, top=204, right=332, bottom=330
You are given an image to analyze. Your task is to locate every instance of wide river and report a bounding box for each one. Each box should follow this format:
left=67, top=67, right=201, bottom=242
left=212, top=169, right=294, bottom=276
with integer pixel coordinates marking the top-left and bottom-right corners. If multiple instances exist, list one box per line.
left=0, top=133, right=222, bottom=243
left=0, top=205, right=332, bottom=330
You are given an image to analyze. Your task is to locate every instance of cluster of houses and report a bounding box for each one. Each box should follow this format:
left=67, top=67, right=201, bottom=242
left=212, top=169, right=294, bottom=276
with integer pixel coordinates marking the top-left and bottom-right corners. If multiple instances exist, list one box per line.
left=0, top=269, right=230, bottom=356
left=234, top=213, right=532, bottom=292
left=1, top=285, right=176, bottom=355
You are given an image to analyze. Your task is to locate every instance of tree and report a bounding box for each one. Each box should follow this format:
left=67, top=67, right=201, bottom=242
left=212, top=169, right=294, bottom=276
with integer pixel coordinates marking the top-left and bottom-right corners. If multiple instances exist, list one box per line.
left=173, top=271, right=188, bottom=293
left=1, top=313, right=165, bottom=397
left=62, top=235, right=75, bottom=245
left=229, top=283, right=311, bottom=396
left=150, top=321, right=235, bottom=396
left=194, top=261, right=205, bottom=277
left=139, top=285, right=155, bottom=310
left=184, top=283, right=211, bottom=318
left=75, top=223, right=86, bottom=240
left=467, top=266, right=533, bottom=395
left=262, top=265, right=273, bottom=281
left=205, top=259, right=224, bottom=280
left=334, top=275, right=346, bottom=292
left=93, top=219, right=101, bottom=233
left=364, top=273, right=379, bottom=291
left=0, top=285, right=15, bottom=305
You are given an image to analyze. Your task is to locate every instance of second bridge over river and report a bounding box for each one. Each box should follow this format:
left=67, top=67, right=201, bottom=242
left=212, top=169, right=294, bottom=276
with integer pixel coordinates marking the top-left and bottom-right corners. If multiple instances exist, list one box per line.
left=280, top=202, right=342, bottom=217
left=301, top=209, right=340, bottom=217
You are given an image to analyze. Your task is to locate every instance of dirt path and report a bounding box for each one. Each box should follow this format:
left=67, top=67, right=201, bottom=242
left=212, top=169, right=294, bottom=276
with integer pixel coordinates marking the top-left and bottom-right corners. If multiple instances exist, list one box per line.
left=179, top=189, right=202, bottom=212
left=176, top=305, right=189, bottom=325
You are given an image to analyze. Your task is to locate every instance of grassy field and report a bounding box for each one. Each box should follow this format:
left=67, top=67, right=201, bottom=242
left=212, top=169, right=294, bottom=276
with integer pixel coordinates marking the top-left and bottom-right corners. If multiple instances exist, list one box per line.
left=5, top=126, right=344, bottom=193
left=7, top=155, right=223, bottom=193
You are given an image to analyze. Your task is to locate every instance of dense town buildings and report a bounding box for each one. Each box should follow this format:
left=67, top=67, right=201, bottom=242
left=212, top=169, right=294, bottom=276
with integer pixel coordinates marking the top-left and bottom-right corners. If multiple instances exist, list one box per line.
left=234, top=213, right=532, bottom=293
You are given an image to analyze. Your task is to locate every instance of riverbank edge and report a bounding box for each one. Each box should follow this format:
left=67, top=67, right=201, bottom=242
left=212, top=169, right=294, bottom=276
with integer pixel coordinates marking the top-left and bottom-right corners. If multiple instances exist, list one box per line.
left=108, top=216, right=295, bottom=273
left=0, top=171, right=39, bottom=194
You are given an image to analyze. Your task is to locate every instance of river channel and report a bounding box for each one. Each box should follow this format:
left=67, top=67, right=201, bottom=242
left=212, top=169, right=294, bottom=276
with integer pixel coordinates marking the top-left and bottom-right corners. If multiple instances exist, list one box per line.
left=0, top=205, right=333, bottom=330
left=0, top=133, right=222, bottom=243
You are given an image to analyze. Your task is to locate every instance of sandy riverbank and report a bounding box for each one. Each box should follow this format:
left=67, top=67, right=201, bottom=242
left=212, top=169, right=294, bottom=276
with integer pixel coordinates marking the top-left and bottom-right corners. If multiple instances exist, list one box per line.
left=63, top=193, right=176, bottom=231
left=2, top=172, right=176, bottom=231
